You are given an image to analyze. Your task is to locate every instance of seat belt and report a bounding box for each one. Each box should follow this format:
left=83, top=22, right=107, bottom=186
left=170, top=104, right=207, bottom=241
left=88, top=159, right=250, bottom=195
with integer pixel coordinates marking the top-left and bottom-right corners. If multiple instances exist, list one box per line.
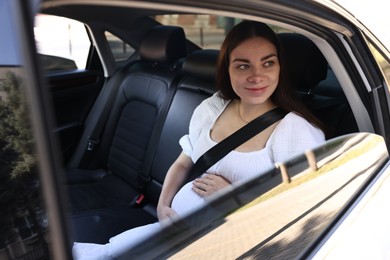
left=187, top=107, right=287, bottom=181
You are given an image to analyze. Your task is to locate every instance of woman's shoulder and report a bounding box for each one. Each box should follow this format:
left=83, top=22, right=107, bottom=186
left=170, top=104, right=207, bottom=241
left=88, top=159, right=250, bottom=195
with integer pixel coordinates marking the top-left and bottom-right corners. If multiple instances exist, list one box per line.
left=276, top=111, right=325, bottom=137
left=282, top=112, right=317, bottom=127
left=266, top=111, right=325, bottom=162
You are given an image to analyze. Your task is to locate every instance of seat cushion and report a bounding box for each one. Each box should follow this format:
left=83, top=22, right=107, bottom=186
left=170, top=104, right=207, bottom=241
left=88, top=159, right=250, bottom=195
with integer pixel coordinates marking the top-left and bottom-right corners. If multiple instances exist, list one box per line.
left=68, top=174, right=138, bottom=212
left=69, top=205, right=157, bottom=244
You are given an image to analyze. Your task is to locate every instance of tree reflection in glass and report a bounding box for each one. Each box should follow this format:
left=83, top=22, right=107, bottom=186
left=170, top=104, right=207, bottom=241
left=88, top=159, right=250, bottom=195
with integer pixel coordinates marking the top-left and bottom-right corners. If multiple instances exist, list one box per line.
left=0, top=71, right=49, bottom=259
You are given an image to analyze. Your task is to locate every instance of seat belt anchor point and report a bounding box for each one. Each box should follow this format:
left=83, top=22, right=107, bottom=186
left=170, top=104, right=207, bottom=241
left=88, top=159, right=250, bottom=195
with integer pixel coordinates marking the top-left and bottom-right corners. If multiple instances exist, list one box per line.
left=87, top=139, right=100, bottom=151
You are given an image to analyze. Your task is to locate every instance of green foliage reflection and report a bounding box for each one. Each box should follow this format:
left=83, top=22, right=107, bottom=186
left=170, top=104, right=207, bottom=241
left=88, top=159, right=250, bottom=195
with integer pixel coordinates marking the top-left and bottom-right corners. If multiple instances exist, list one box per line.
left=0, top=71, right=48, bottom=258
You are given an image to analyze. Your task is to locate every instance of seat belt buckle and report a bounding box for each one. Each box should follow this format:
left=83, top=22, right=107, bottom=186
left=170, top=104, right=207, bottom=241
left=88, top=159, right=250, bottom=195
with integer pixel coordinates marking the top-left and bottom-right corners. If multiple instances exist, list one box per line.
left=87, top=138, right=100, bottom=151
left=131, top=194, right=145, bottom=208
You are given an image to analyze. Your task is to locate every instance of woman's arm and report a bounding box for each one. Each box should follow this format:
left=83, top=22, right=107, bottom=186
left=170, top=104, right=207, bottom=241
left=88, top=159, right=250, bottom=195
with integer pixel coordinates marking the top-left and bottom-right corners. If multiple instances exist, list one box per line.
left=157, top=152, right=193, bottom=222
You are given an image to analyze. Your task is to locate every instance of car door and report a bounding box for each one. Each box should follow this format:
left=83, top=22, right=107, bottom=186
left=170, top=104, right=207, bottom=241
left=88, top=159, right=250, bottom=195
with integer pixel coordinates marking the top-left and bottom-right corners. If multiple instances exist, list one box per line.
left=119, top=133, right=389, bottom=259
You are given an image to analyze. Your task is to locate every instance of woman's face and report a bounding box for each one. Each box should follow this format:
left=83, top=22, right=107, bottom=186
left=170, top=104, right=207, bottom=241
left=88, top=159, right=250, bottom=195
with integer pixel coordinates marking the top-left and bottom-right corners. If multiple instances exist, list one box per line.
left=229, top=37, right=280, bottom=106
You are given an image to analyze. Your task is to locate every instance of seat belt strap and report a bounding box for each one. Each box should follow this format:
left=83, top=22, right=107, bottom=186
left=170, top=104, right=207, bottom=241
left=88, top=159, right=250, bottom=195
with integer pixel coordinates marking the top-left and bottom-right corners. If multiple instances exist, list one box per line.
left=187, top=107, right=287, bottom=181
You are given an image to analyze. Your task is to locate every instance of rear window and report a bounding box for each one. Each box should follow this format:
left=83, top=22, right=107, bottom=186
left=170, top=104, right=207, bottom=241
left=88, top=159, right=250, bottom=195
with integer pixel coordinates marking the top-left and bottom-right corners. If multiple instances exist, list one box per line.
left=34, top=14, right=90, bottom=71
left=155, top=15, right=289, bottom=49
left=105, top=31, right=136, bottom=63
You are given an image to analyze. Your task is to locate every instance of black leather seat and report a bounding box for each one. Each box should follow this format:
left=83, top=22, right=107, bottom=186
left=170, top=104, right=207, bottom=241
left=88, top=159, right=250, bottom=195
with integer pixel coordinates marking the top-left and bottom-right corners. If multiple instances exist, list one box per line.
left=68, top=48, right=219, bottom=244
left=67, top=25, right=187, bottom=213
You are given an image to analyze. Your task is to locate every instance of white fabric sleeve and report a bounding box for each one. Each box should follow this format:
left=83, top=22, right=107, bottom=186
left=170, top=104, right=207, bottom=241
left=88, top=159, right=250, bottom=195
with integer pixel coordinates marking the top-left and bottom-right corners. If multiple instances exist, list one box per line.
left=178, top=135, right=192, bottom=157
left=267, top=112, right=325, bottom=163
left=179, top=92, right=226, bottom=157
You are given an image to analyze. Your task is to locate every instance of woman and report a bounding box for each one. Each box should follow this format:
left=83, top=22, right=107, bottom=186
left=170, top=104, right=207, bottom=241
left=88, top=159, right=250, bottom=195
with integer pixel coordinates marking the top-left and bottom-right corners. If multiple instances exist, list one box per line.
left=73, top=20, right=325, bottom=259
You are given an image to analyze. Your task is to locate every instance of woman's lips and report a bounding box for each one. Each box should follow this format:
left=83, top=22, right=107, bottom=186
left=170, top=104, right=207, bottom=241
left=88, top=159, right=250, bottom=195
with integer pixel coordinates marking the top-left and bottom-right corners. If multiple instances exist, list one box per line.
left=245, top=86, right=268, bottom=94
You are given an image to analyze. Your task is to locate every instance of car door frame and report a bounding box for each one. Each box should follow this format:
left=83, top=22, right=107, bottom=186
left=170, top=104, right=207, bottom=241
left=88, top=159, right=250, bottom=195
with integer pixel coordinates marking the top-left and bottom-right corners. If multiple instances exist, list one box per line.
left=4, top=0, right=73, bottom=258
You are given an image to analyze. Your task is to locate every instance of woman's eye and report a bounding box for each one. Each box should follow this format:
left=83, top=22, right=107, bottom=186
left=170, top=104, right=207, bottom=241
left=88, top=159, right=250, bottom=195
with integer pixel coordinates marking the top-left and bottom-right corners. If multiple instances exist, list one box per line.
left=237, top=64, right=249, bottom=70
left=264, top=60, right=275, bottom=67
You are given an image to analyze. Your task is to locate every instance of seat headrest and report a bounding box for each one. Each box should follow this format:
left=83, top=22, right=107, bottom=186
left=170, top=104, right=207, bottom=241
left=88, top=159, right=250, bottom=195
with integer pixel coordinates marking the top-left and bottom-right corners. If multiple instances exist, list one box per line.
left=182, top=49, right=219, bottom=82
left=279, top=33, right=328, bottom=92
left=139, top=25, right=187, bottom=64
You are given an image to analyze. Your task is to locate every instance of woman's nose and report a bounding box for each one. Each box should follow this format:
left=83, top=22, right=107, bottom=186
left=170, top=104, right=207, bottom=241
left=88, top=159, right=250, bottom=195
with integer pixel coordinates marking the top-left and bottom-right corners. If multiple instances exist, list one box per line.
left=247, top=69, right=265, bottom=83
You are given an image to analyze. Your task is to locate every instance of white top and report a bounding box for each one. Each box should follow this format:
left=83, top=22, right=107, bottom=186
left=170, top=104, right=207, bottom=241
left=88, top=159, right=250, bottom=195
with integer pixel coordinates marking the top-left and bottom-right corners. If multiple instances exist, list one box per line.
left=172, top=92, right=325, bottom=216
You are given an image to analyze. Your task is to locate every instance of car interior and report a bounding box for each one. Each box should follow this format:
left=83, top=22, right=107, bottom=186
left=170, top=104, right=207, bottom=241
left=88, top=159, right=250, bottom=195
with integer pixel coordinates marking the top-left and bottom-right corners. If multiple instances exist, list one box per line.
left=39, top=5, right=360, bottom=245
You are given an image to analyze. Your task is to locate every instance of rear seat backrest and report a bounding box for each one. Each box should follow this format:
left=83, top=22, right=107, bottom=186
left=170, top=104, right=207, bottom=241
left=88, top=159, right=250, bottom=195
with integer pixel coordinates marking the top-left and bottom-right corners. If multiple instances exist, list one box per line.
left=278, top=33, right=358, bottom=138
left=145, top=49, right=219, bottom=205
left=101, top=26, right=187, bottom=186
left=279, top=33, right=328, bottom=94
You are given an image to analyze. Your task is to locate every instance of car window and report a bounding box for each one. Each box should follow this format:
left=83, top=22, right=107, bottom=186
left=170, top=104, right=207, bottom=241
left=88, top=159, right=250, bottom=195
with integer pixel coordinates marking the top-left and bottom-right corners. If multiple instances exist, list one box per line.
left=155, top=14, right=227, bottom=49
left=34, top=14, right=90, bottom=71
left=0, top=68, right=50, bottom=259
left=125, top=133, right=388, bottom=259
left=155, top=15, right=289, bottom=49
left=105, top=31, right=136, bottom=64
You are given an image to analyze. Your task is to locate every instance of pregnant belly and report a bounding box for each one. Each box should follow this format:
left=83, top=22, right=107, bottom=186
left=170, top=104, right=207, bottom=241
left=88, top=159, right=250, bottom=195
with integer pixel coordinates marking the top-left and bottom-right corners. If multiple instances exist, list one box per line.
left=171, top=182, right=206, bottom=217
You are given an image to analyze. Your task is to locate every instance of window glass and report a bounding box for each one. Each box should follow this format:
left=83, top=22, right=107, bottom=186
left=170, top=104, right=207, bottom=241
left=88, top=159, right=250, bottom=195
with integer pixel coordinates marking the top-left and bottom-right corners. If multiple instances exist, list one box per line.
left=0, top=68, right=49, bottom=259
left=155, top=15, right=233, bottom=49
left=155, top=15, right=289, bottom=49
left=34, top=14, right=90, bottom=71
left=129, top=133, right=388, bottom=259
left=105, top=31, right=135, bottom=63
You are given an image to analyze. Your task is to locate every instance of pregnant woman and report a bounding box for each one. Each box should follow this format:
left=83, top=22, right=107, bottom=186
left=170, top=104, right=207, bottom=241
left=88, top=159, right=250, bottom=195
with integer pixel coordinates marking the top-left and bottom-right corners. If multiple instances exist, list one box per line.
left=73, top=20, right=325, bottom=259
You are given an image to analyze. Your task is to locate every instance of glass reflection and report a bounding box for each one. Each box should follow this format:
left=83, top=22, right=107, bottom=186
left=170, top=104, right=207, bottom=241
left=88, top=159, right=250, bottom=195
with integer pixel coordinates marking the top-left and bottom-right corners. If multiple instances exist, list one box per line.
left=126, top=133, right=388, bottom=259
left=0, top=69, right=49, bottom=259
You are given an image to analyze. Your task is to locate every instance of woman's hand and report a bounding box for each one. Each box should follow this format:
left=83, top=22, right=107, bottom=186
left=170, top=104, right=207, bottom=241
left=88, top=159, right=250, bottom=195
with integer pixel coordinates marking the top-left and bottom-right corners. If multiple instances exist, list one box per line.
left=157, top=204, right=179, bottom=222
left=192, top=174, right=231, bottom=198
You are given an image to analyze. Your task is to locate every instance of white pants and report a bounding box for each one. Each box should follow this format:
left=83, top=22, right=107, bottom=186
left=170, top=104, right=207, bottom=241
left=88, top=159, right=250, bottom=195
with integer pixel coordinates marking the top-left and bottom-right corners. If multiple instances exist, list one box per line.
left=72, top=222, right=162, bottom=260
